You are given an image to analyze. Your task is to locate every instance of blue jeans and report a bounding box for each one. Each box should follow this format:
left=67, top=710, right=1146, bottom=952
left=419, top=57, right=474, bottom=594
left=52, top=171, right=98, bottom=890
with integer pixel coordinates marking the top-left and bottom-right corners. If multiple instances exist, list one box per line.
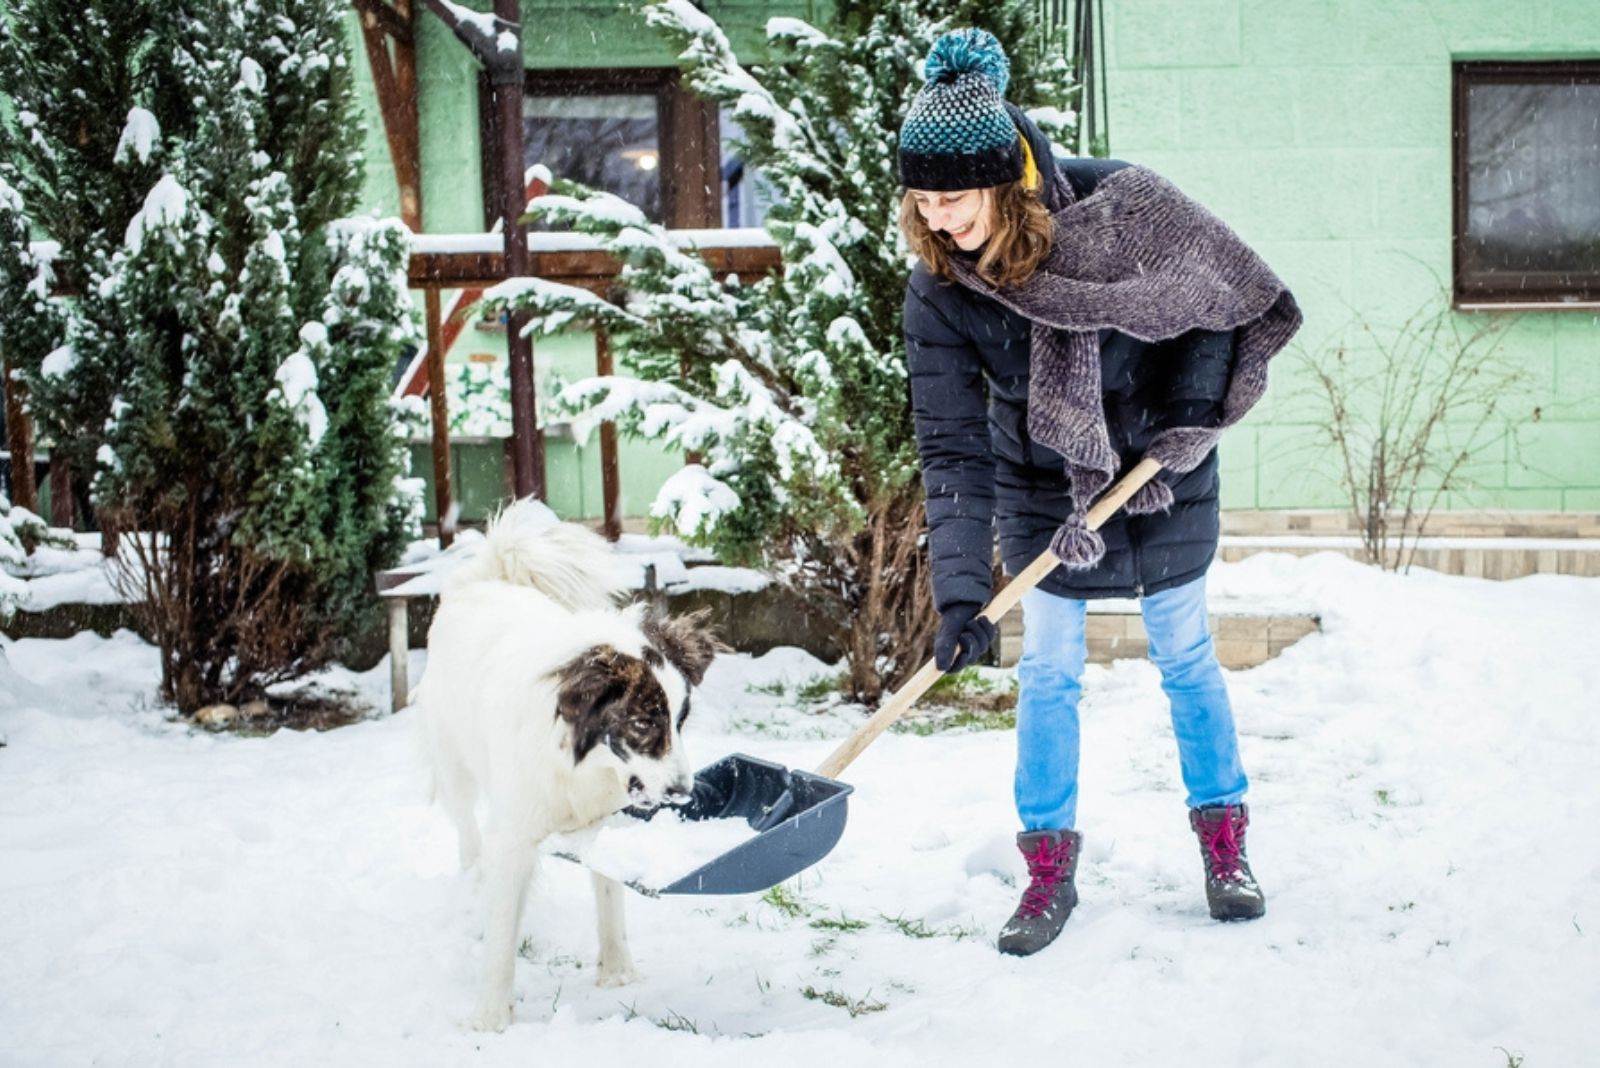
left=1014, top=575, right=1248, bottom=830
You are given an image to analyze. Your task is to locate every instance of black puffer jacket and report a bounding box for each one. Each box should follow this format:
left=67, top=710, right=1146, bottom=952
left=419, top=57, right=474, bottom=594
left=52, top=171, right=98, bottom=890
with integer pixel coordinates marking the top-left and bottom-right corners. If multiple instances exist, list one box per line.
left=904, top=120, right=1234, bottom=610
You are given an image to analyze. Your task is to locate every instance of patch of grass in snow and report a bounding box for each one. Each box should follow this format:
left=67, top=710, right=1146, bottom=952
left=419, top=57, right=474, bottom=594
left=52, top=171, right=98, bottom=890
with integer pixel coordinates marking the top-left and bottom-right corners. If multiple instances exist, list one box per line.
left=743, top=673, right=844, bottom=703
left=619, top=1002, right=703, bottom=1035
left=892, top=667, right=1018, bottom=733
left=894, top=706, right=1017, bottom=735
left=1494, top=1048, right=1525, bottom=1068
left=761, top=882, right=808, bottom=919
left=755, top=886, right=975, bottom=943
left=724, top=714, right=835, bottom=741
left=652, top=1009, right=701, bottom=1034
left=800, top=985, right=887, bottom=1018
left=878, top=912, right=981, bottom=942
left=796, top=673, right=845, bottom=702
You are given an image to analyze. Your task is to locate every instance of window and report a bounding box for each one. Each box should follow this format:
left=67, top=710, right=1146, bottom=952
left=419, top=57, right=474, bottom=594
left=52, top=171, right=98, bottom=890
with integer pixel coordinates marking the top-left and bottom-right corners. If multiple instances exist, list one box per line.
left=1453, top=62, right=1600, bottom=306
left=523, top=92, right=662, bottom=227
left=480, top=68, right=722, bottom=231
left=719, top=106, right=782, bottom=228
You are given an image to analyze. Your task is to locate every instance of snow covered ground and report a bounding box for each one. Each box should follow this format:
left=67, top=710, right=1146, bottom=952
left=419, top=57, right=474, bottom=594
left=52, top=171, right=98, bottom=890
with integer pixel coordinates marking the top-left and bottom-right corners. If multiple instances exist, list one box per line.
left=2, top=551, right=1597, bottom=1066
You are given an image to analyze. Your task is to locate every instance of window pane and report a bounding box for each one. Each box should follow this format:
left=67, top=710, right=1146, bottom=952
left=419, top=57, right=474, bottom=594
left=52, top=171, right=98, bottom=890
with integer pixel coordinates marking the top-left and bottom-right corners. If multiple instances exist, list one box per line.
left=1464, top=80, right=1600, bottom=286
left=719, top=106, right=783, bottom=228
left=524, top=94, right=660, bottom=226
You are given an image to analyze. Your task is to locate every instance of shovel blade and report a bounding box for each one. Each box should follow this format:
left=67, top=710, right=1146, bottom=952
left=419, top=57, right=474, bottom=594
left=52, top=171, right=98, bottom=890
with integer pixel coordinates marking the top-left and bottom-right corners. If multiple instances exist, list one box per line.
left=630, top=753, right=852, bottom=896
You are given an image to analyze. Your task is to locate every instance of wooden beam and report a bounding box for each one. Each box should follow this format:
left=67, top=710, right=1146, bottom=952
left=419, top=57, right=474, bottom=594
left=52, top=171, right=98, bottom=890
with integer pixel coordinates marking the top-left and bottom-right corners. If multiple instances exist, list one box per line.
left=352, top=0, right=411, bottom=42
left=406, top=244, right=782, bottom=290
left=355, top=0, right=422, bottom=231
left=391, top=1, right=422, bottom=231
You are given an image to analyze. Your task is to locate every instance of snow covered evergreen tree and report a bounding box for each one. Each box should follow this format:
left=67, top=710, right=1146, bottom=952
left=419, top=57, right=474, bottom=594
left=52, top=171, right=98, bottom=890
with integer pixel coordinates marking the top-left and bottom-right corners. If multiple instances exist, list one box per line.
left=485, top=0, right=1076, bottom=701
left=0, top=0, right=420, bottom=712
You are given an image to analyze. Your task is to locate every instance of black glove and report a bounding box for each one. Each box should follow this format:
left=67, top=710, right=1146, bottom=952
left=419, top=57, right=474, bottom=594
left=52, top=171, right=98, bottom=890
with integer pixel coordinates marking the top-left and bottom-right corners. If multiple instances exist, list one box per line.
left=934, top=603, right=996, bottom=672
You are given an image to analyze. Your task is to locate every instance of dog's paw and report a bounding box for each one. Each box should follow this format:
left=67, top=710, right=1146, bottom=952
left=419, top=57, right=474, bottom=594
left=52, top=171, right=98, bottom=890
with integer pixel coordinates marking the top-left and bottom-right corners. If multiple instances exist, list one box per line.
left=466, top=1001, right=513, bottom=1032
left=594, top=960, right=638, bottom=988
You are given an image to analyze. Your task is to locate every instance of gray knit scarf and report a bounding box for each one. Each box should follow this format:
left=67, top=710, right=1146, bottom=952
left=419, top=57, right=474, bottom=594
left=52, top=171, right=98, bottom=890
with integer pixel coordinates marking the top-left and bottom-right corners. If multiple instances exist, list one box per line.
left=945, top=164, right=1303, bottom=568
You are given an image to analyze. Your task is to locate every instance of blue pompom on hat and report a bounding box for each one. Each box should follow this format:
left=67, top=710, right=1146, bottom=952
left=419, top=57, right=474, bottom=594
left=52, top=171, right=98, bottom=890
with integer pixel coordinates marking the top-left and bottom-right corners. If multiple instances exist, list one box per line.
left=898, top=28, right=1024, bottom=191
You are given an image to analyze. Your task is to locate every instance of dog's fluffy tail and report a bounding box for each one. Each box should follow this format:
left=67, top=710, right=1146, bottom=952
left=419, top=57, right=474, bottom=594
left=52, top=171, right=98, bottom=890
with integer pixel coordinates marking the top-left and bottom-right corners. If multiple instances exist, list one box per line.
left=464, top=499, right=628, bottom=611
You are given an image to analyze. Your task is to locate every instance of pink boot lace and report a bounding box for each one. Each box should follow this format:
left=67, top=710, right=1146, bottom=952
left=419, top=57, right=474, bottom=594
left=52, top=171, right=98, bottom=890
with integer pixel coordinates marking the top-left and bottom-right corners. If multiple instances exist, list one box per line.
left=1017, top=837, right=1075, bottom=918
left=1199, top=806, right=1249, bottom=882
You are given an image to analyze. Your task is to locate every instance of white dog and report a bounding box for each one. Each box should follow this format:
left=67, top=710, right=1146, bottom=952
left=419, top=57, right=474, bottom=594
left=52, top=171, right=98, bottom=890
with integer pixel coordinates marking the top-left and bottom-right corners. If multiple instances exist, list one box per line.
left=415, top=501, right=719, bottom=1031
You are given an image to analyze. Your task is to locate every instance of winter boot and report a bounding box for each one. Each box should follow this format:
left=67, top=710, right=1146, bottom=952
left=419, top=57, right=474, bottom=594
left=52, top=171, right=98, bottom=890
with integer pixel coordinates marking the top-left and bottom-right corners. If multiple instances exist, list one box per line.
left=997, top=829, right=1082, bottom=956
left=1189, top=803, right=1266, bottom=921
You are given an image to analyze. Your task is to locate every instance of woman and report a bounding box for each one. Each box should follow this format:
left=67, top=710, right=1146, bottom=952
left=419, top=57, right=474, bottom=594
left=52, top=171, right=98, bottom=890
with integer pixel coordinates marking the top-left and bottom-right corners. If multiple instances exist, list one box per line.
left=898, top=29, right=1301, bottom=957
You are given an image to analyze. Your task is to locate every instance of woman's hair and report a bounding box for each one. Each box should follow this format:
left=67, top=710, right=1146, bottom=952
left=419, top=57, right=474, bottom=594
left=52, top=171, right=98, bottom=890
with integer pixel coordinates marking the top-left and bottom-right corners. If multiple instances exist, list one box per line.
left=898, top=179, right=1052, bottom=288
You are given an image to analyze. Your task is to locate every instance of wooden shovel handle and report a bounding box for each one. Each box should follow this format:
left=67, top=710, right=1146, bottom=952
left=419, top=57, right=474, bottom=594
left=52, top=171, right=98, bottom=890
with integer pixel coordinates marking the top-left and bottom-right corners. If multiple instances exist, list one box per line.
left=814, top=457, right=1163, bottom=781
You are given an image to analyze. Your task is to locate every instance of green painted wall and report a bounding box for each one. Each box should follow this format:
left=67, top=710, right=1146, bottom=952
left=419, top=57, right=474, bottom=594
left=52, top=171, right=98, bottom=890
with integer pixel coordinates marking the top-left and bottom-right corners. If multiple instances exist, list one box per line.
left=1104, top=0, right=1600, bottom=511
left=351, top=1, right=1600, bottom=520
left=346, top=2, right=815, bottom=523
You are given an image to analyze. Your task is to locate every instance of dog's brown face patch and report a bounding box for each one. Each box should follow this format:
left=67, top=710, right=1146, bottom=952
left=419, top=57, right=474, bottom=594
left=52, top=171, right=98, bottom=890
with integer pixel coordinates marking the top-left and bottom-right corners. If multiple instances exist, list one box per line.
left=552, top=645, right=674, bottom=764
left=642, top=609, right=727, bottom=688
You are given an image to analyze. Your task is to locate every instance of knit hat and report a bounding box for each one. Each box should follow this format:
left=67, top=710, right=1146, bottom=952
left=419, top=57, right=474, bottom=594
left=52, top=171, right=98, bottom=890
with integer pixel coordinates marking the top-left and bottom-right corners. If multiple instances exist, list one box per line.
left=898, top=29, right=1026, bottom=191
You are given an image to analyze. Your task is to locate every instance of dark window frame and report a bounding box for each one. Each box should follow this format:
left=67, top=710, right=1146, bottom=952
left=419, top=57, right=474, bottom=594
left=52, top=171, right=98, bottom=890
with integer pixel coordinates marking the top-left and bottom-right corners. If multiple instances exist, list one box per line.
left=1451, top=60, right=1600, bottom=309
left=478, top=66, right=722, bottom=233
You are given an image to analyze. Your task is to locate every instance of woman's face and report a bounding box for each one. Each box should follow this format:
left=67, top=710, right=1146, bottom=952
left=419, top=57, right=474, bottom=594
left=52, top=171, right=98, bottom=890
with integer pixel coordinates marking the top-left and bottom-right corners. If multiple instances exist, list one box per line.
left=909, top=188, right=993, bottom=251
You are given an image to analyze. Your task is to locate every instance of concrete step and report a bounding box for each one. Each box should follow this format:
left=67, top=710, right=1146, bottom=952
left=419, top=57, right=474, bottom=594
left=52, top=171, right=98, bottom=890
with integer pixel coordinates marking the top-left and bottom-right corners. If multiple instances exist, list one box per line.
left=1217, top=535, right=1600, bottom=579
left=1219, top=510, right=1600, bottom=579
left=995, top=604, right=1320, bottom=671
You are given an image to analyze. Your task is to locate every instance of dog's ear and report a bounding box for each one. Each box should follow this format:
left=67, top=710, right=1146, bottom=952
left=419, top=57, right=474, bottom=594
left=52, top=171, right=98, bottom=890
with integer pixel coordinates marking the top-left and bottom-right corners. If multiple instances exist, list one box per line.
left=642, top=608, right=728, bottom=688
left=552, top=645, right=631, bottom=761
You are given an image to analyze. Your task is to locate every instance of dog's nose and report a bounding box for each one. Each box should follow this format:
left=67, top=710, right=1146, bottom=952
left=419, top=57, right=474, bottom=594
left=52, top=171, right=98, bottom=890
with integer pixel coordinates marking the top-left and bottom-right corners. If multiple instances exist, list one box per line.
left=664, top=779, right=693, bottom=806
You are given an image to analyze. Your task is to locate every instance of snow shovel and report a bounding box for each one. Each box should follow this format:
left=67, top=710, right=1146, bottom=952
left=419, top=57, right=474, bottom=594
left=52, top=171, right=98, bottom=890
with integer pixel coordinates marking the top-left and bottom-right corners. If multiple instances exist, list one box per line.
left=624, top=458, right=1165, bottom=897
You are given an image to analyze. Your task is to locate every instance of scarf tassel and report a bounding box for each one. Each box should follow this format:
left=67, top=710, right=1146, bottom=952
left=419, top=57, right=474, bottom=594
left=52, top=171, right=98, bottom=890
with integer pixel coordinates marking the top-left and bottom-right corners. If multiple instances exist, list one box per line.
left=1121, top=477, right=1174, bottom=516
left=1049, top=515, right=1106, bottom=569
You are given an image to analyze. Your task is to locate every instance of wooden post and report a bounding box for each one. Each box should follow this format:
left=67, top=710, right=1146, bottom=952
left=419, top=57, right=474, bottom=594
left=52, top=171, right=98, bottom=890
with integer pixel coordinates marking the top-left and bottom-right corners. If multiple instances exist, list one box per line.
left=594, top=327, right=621, bottom=541
left=48, top=453, right=72, bottom=528
left=423, top=289, right=454, bottom=548
left=387, top=596, right=409, bottom=712
left=492, top=0, right=544, bottom=502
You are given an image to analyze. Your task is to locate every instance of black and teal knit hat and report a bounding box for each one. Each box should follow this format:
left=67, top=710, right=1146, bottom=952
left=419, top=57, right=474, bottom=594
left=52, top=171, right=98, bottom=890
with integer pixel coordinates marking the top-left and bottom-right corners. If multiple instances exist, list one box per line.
left=898, top=28, right=1024, bottom=191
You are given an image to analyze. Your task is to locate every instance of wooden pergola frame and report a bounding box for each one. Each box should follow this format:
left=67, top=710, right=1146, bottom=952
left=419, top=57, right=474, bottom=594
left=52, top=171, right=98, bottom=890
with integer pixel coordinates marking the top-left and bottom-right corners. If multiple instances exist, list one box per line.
left=355, top=0, right=781, bottom=545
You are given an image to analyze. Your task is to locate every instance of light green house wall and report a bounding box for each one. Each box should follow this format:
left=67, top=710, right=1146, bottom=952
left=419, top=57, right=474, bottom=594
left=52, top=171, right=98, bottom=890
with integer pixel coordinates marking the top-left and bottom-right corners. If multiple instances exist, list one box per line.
left=1105, top=0, right=1600, bottom=511
left=351, top=1, right=1600, bottom=521
left=345, top=2, right=816, bottom=523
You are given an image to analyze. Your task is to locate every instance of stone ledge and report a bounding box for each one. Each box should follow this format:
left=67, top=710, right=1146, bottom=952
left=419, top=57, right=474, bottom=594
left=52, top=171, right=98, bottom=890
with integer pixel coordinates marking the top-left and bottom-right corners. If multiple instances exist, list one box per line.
left=1222, top=510, right=1600, bottom=539
left=994, top=608, right=1322, bottom=671
left=1217, top=538, right=1600, bottom=579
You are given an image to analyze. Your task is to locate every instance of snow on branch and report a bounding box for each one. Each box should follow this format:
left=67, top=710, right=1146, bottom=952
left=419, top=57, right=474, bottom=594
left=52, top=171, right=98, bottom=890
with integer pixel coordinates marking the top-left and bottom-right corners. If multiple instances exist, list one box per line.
left=480, top=275, right=642, bottom=338
left=645, top=0, right=811, bottom=163
left=651, top=464, right=741, bottom=539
